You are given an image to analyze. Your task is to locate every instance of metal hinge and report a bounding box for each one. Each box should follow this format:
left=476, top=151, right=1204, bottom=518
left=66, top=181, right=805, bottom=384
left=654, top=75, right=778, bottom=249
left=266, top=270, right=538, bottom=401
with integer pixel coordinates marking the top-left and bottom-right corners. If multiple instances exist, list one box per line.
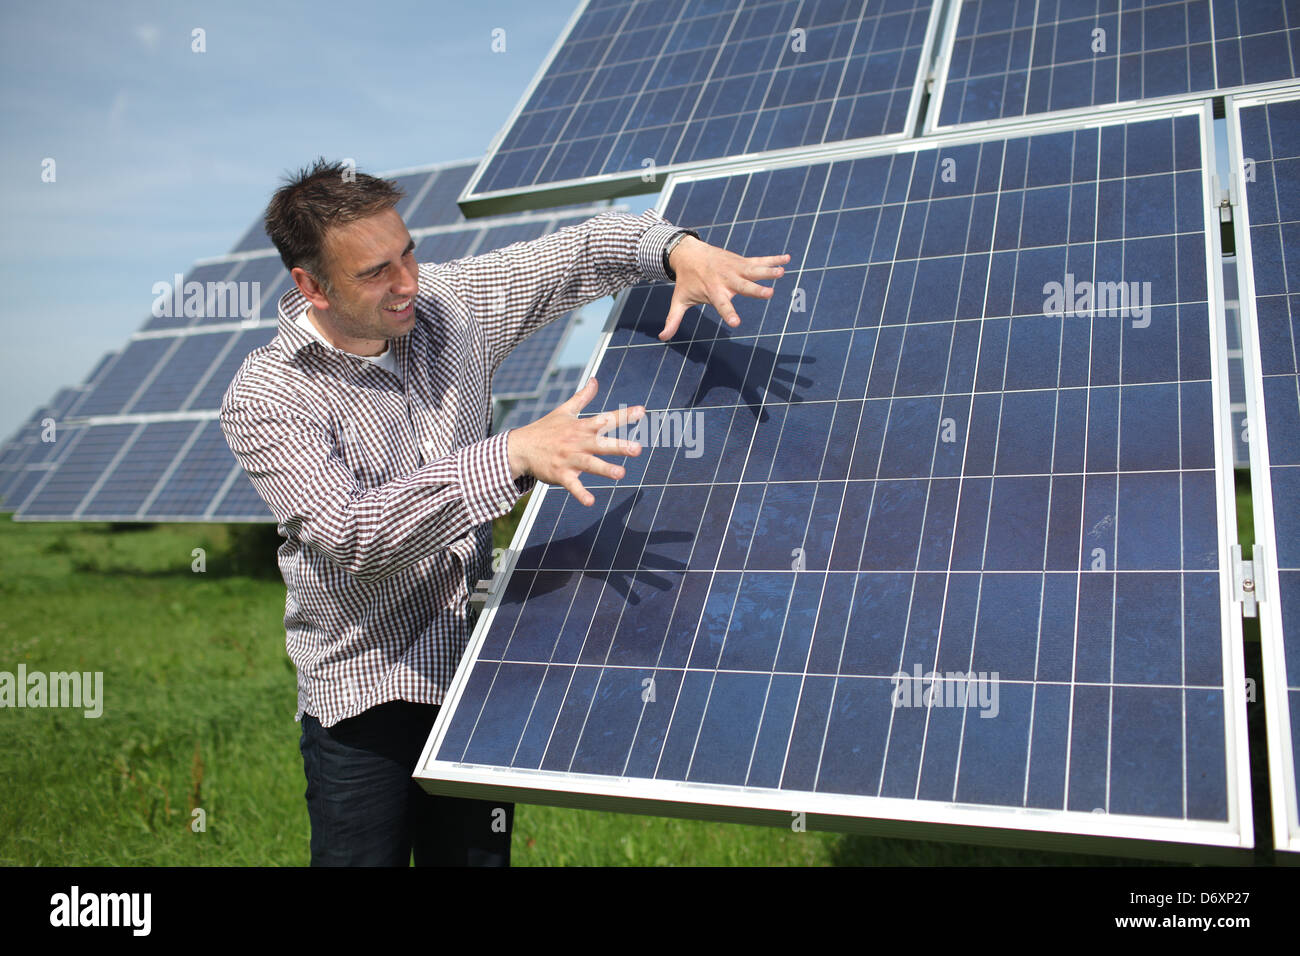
left=1231, top=544, right=1262, bottom=617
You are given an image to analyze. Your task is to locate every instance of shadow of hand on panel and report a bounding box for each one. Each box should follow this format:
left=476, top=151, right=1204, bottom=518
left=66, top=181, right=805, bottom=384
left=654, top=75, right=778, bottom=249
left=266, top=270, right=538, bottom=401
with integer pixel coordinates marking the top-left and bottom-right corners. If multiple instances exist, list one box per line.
left=520, top=492, right=692, bottom=606
left=669, top=335, right=813, bottom=423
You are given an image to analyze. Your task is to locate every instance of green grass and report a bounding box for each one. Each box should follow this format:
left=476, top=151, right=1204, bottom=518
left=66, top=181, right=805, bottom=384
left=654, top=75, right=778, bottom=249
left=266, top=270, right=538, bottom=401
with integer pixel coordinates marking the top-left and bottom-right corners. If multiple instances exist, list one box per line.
left=0, top=509, right=1244, bottom=866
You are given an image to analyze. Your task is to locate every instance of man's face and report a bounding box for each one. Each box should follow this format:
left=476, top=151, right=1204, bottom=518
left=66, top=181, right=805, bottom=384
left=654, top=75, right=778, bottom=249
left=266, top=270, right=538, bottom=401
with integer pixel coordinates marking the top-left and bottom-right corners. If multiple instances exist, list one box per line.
left=314, top=208, right=419, bottom=344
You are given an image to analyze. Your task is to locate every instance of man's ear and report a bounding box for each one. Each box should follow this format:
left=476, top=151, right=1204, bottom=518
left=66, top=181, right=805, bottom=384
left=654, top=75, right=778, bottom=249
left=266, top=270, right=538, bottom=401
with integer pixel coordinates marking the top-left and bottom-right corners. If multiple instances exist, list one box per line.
left=293, top=266, right=330, bottom=311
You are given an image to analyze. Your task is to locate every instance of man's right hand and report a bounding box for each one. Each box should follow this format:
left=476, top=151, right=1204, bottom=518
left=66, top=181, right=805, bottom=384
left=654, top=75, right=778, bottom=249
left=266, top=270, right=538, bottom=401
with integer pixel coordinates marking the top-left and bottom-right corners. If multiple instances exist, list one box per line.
left=506, top=378, right=644, bottom=506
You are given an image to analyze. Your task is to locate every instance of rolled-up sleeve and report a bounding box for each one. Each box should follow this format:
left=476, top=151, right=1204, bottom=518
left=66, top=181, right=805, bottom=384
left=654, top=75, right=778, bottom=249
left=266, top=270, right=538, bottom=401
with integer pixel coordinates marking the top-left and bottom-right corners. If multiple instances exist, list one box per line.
left=428, top=207, right=684, bottom=369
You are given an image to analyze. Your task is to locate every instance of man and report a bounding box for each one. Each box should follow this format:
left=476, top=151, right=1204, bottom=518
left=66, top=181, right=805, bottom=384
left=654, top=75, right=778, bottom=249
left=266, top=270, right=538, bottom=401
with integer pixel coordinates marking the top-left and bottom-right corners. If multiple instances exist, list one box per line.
left=220, top=158, right=789, bottom=866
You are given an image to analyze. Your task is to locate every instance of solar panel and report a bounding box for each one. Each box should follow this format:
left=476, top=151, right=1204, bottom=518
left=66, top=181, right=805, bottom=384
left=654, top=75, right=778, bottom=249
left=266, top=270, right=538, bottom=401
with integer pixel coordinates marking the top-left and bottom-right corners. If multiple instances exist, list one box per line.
left=417, top=105, right=1255, bottom=857
left=1229, top=87, right=1300, bottom=853
left=210, top=471, right=274, bottom=521
left=459, top=0, right=943, bottom=215
left=185, top=327, right=279, bottom=412
left=931, top=0, right=1300, bottom=133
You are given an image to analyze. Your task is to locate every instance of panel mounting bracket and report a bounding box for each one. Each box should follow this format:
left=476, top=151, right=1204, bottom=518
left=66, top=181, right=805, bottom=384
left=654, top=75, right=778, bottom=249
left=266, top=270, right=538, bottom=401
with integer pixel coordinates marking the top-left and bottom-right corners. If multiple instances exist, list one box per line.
left=1231, top=544, right=1261, bottom=617
left=469, top=578, right=495, bottom=613
left=469, top=545, right=513, bottom=612
left=1212, top=173, right=1236, bottom=224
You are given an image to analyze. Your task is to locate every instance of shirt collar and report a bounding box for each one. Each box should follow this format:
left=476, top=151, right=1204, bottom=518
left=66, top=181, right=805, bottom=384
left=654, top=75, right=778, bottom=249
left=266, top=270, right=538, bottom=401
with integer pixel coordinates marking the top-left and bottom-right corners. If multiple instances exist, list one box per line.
left=272, top=284, right=318, bottom=361
left=272, top=284, right=399, bottom=363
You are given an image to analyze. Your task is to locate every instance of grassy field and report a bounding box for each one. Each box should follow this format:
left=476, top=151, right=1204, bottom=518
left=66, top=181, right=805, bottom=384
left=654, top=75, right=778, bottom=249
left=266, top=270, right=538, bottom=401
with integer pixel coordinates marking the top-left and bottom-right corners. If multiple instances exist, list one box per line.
left=0, top=503, right=1255, bottom=867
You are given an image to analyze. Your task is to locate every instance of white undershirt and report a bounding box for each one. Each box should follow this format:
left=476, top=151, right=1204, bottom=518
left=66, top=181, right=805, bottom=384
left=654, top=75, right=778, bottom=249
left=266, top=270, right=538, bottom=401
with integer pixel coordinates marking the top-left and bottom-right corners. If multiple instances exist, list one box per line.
left=297, top=305, right=402, bottom=383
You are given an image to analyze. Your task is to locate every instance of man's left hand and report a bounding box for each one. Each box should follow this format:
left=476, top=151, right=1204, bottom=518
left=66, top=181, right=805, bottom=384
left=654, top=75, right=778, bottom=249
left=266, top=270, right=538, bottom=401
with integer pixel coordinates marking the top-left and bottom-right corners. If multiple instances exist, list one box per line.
left=660, top=236, right=791, bottom=341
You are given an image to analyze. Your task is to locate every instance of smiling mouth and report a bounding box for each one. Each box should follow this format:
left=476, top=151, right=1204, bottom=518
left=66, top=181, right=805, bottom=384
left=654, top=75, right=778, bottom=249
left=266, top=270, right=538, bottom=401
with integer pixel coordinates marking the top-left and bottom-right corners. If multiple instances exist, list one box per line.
left=384, top=298, right=413, bottom=314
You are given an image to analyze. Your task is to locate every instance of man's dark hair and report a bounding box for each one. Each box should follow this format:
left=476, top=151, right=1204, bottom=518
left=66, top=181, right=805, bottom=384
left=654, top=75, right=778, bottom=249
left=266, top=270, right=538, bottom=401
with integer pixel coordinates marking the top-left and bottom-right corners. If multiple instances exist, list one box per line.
left=264, top=158, right=405, bottom=295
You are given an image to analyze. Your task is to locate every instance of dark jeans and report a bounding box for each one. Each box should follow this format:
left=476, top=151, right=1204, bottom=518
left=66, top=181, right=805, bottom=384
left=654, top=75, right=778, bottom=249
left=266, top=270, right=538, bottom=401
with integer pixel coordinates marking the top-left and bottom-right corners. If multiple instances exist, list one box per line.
left=299, top=699, right=513, bottom=866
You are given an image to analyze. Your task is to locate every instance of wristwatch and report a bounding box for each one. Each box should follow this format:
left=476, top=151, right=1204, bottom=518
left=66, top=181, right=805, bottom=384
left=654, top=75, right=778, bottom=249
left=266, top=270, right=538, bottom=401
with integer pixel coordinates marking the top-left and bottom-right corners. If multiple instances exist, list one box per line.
left=662, top=228, right=700, bottom=281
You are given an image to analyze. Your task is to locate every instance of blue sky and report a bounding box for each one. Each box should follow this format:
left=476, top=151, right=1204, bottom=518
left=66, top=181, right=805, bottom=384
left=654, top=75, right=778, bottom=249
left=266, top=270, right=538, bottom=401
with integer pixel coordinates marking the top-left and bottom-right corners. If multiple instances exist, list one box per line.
left=0, top=0, right=657, bottom=440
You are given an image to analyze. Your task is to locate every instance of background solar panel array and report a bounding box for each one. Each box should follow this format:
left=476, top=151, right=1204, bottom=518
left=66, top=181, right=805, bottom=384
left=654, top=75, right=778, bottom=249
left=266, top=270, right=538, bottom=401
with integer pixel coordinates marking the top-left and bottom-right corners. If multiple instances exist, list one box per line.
left=462, top=0, right=940, bottom=211
left=12, top=160, right=623, bottom=521
left=1235, top=91, right=1300, bottom=849
left=496, top=366, right=588, bottom=433
left=934, top=0, right=1300, bottom=130
left=0, top=386, right=89, bottom=511
left=425, top=112, right=1249, bottom=848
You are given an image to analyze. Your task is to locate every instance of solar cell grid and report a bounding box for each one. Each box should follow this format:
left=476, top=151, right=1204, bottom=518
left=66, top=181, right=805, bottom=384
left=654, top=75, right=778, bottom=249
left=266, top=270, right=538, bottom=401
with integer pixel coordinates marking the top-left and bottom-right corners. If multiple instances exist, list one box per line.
left=0, top=399, right=63, bottom=507
left=206, top=255, right=284, bottom=326
left=420, top=108, right=1252, bottom=853
left=81, top=421, right=200, bottom=519
left=74, top=338, right=178, bottom=418
left=934, top=0, right=1300, bottom=131
left=20, top=424, right=137, bottom=519
left=404, top=164, right=474, bottom=229
left=415, top=230, right=479, bottom=264
left=126, top=332, right=231, bottom=414
left=211, top=470, right=273, bottom=521
left=145, top=421, right=240, bottom=519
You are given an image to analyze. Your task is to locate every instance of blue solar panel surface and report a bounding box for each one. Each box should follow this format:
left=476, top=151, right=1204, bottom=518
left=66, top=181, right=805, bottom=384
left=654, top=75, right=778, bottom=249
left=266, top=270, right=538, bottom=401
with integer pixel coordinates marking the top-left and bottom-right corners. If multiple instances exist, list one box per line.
left=936, top=0, right=1300, bottom=130
left=75, top=338, right=177, bottom=418
left=426, top=113, right=1247, bottom=842
left=1238, top=92, right=1300, bottom=843
left=467, top=0, right=937, bottom=204
left=81, top=421, right=201, bottom=519
left=146, top=421, right=252, bottom=519
left=0, top=388, right=83, bottom=509
left=20, top=424, right=136, bottom=519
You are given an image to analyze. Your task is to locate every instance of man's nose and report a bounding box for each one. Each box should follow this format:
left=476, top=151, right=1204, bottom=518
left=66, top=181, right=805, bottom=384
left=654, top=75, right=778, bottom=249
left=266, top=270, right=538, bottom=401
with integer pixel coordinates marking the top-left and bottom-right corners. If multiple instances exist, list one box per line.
left=393, top=262, right=418, bottom=297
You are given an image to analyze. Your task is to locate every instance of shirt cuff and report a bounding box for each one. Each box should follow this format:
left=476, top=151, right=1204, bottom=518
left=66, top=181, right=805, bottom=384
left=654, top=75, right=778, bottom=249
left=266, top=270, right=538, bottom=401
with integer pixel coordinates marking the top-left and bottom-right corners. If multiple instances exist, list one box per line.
left=457, top=432, right=526, bottom=526
left=635, top=209, right=684, bottom=284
